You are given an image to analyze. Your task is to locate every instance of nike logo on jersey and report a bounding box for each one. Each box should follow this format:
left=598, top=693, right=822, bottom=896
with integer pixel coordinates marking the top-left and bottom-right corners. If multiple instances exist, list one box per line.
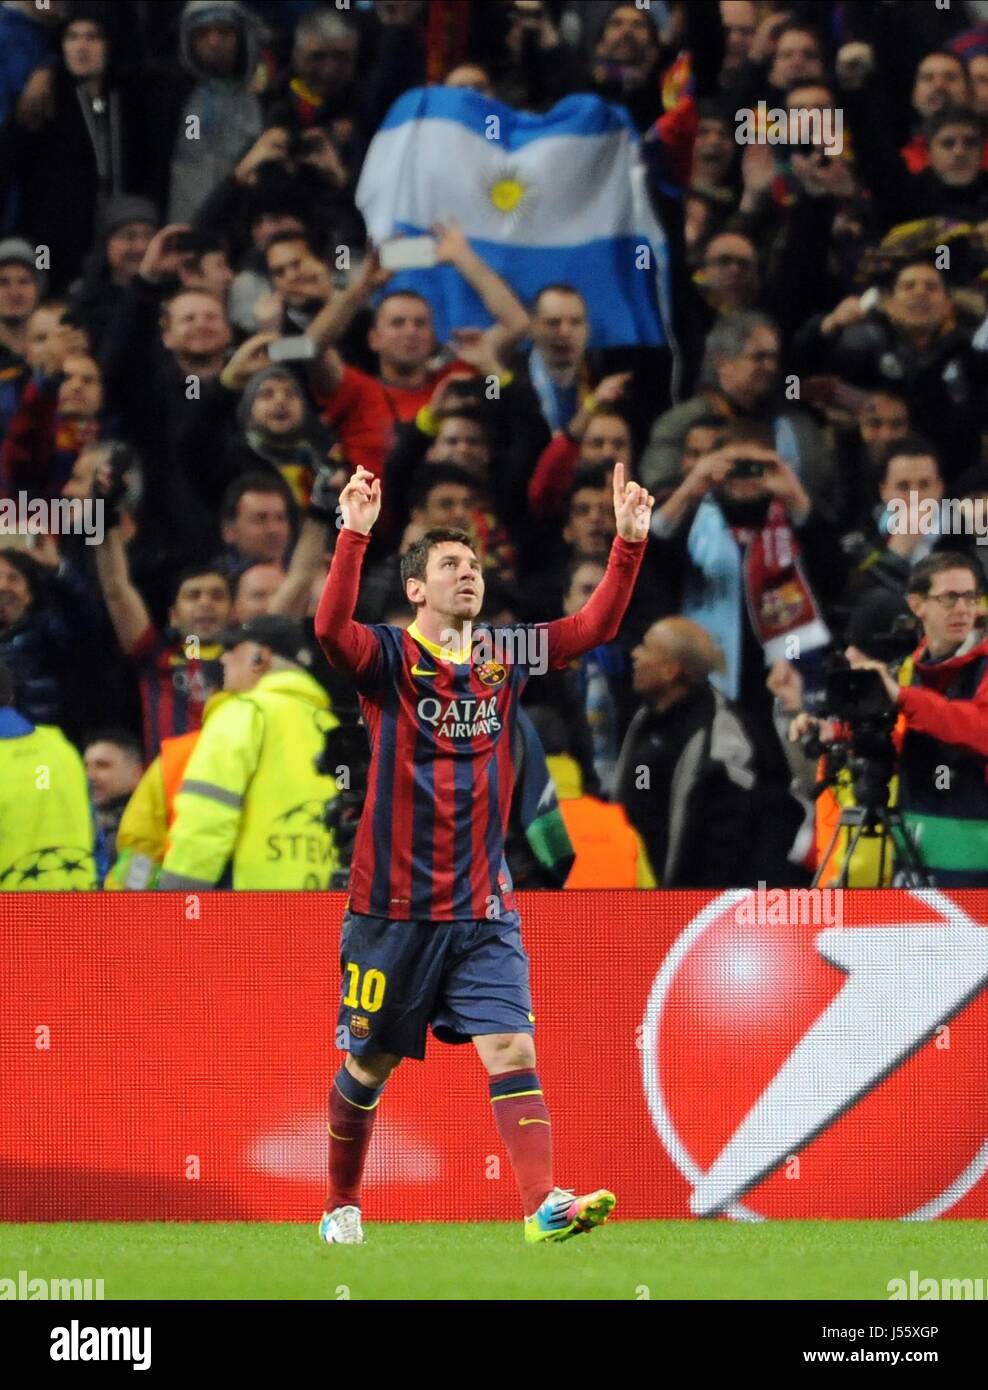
left=411, top=663, right=436, bottom=677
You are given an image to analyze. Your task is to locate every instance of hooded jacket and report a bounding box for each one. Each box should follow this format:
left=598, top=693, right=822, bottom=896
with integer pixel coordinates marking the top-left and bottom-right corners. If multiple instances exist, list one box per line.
left=166, top=1, right=262, bottom=223
left=174, top=365, right=334, bottom=520
left=0, top=7, right=154, bottom=292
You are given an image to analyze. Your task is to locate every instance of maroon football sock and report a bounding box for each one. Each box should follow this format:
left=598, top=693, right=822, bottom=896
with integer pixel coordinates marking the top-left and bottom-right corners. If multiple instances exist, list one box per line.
left=489, top=1067, right=554, bottom=1217
left=326, top=1067, right=382, bottom=1211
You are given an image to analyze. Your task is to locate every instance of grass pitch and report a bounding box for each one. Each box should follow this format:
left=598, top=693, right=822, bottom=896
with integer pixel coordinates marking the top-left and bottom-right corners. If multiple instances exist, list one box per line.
left=1, top=1220, right=986, bottom=1300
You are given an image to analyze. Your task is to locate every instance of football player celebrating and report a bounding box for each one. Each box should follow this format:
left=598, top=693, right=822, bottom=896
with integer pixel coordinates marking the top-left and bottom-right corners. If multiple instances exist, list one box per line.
left=314, top=462, right=653, bottom=1243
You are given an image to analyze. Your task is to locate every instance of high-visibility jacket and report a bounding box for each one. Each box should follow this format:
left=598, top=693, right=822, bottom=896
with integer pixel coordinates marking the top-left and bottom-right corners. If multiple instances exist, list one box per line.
left=158, top=669, right=341, bottom=890
left=547, top=754, right=657, bottom=888
left=814, top=772, right=898, bottom=887
left=0, top=708, right=96, bottom=890
left=106, top=694, right=229, bottom=890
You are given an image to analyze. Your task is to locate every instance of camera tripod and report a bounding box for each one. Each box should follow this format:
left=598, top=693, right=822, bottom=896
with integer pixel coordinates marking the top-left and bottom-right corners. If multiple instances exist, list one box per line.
left=811, top=758, right=930, bottom=889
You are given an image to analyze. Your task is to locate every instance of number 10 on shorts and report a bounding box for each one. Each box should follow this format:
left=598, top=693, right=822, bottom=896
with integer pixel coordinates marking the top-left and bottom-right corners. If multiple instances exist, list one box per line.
left=342, top=963, right=387, bottom=1012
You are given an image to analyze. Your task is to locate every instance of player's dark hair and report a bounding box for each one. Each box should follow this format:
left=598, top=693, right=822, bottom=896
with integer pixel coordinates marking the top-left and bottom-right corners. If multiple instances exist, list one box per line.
left=400, top=527, right=476, bottom=589
left=84, top=727, right=143, bottom=763
left=411, top=464, right=477, bottom=511
left=169, top=565, right=230, bottom=605
left=908, top=551, right=981, bottom=597
left=220, top=472, right=293, bottom=522
left=879, top=432, right=941, bottom=480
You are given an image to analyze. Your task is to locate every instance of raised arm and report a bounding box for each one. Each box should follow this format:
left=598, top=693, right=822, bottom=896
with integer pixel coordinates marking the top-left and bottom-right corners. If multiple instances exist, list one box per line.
left=543, top=463, right=653, bottom=667
left=307, top=249, right=392, bottom=356
left=314, top=466, right=384, bottom=680
left=94, top=523, right=151, bottom=656
left=433, top=220, right=531, bottom=364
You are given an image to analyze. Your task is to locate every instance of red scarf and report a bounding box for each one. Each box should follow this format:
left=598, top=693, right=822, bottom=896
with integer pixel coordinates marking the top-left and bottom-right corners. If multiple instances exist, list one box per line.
left=733, top=499, right=829, bottom=660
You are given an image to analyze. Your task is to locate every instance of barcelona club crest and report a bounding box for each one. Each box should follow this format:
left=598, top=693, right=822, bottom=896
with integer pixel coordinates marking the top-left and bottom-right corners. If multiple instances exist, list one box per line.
left=477, top=661, right=506, bottom=687
left=349, top=1015, right=370, bottom=1040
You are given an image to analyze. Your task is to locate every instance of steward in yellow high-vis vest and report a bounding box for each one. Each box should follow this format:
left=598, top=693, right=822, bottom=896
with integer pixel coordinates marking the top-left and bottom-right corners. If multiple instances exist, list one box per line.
left=0, top=665, right=96, bottom=890
left=157, top=617, right=341, bottom=890
left=106, top=693, right=227, bottom=890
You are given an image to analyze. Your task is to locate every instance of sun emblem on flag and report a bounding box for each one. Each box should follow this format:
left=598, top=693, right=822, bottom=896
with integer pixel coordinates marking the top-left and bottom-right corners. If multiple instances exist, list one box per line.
left=489, top=178, right=525, bottom=213
left=485, top=162, right=534, bottom=232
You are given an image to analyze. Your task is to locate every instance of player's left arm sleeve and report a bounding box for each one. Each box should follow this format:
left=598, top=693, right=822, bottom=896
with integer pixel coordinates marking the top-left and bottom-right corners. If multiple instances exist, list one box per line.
left=543, top=536, right=647, bottom=668
left=158, top=700, right=261, bottom=889
left=897, top=679, right=988, bottom=759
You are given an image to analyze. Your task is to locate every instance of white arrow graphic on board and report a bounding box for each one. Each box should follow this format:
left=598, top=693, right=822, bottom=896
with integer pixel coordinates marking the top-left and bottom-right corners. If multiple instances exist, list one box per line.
left=691, top=924, right=988, bottom=1216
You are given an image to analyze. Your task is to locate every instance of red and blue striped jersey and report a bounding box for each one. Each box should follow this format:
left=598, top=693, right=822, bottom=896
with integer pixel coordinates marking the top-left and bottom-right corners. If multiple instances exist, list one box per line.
left=130, top=626, right=223, bottom=762
left=315, top=528, right=645, bottom=919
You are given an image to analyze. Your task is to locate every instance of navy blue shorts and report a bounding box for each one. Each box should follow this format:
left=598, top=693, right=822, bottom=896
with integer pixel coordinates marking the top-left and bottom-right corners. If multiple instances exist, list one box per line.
left=336, top=908, right=535, bottom=1061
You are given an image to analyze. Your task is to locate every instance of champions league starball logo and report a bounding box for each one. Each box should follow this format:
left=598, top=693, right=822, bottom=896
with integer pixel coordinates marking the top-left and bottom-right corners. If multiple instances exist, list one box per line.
left=641, top=890, right=988, bottom=1219
left=0, top=846, right=94, bottom=889
left=273, top=800, right=330, bottom=830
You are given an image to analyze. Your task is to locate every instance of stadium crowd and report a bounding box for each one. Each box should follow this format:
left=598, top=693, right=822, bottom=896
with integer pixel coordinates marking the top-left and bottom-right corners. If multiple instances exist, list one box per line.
left=2, top=0, right=988, bottom=890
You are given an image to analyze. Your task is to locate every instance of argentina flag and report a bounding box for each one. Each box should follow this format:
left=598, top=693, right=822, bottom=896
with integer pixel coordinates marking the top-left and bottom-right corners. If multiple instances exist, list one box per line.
left=355, top=87, right=671, bottom=350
